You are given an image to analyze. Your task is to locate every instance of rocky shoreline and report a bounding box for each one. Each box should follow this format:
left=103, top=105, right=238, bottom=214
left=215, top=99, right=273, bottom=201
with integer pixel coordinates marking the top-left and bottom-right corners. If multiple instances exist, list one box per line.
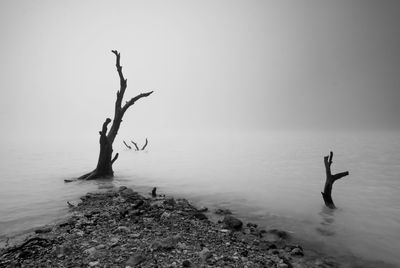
left=0, top=186, right=340, bottom=268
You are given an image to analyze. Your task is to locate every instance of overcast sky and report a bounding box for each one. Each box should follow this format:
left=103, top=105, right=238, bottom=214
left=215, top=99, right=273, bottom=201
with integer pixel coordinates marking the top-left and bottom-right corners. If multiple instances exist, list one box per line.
left=0, top=0, right=399, bottom=141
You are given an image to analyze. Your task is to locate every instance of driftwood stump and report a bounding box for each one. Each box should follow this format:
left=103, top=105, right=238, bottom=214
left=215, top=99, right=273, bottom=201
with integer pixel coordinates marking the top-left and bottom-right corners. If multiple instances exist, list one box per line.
left=322, top=151, right=349, bottom=209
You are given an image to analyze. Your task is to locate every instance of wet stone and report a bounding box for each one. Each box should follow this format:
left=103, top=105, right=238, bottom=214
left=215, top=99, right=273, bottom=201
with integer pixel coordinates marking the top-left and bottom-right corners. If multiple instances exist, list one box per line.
left=222, top=215, right=243, bottom=230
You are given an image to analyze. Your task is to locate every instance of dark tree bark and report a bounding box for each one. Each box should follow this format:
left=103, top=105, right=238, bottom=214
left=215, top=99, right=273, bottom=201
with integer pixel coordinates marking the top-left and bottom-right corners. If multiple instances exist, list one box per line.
left=76, top=50, right=153, bottom=180
left=322, top=151, right=349, bottom=209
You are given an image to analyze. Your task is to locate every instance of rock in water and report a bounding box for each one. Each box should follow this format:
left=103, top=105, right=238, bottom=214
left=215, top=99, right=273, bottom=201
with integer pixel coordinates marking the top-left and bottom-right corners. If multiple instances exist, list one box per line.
left=215, top=208, right=232, bottom=215
left=223, top=215, right=243, bottom=230
left=35, top=227, right=52, bottom=234
left=118, top=186, right=127, bottom=192
left=197, top=206, right=208, bottom=212
left=193, top=212, right=208, bottom=220
left=262, top=229, right=289, bottom=242
left=291, top=247, right=304, bottom=256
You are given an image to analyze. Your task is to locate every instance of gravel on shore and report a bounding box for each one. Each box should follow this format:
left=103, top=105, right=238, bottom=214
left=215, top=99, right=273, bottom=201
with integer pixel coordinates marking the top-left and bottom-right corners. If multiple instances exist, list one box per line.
left=0, top=186, right=340, bottom=268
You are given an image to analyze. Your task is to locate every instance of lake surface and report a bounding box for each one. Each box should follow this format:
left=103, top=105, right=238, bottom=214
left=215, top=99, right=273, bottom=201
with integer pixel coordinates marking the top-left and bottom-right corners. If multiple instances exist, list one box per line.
left=0, top=131, right=399, bottom=266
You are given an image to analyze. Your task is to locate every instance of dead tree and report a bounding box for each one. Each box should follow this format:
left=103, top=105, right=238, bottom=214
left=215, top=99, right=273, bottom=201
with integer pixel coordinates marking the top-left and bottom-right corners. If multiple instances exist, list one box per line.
left=322, top=151, right=349, bottom=209
left=77, top=50, right=153, bottom=180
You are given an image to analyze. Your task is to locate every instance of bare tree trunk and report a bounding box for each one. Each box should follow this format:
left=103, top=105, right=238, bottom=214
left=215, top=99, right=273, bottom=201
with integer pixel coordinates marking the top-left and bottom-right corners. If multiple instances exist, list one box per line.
left=76, top=50, right=153, bottom=180
left=322, top=151, right=349, bottom=209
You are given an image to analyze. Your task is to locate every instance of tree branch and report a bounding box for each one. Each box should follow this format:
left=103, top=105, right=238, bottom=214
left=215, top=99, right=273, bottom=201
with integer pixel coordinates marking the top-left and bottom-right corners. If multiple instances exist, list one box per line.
left=100, top=118, right=112, bottom=136
left=333, top=171, right=349, bottom=182
left=121, top=91, right=154, bottom=115
left=111, top=50, right=127, bottom=115
left=141, top=138, right=148, bottom=150
left=328, top=151, right=333, bottom=165
left=111, top=153, right=119, bottom=164
left=123, top=141, right=131, bottom=149
left=76, top=170, right=95, bottom=180
left=324, top=155, right=332, bottom=177
left=131, top=140, right=139, bottom=151
left=111, top=50, right=126, bottom=96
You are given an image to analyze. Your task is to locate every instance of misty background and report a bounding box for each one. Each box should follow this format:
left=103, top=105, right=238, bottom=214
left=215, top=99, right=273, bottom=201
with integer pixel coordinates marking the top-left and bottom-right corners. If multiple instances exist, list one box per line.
left=1, top=0, right=400, bottom=142
left=1, top=1, right=400, bottom=266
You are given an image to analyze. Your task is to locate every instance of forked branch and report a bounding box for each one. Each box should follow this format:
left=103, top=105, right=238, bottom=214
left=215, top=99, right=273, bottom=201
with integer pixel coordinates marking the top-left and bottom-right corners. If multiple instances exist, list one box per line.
left=131, top=140, right=139, bottom=151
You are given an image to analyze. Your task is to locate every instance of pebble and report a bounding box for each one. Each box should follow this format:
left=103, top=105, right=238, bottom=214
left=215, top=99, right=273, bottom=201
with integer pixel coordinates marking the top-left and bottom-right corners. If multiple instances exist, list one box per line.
left=88, top=260, right=99, bottom=267
left=126, top=253, right=146, bottom=266
left=198, top=247, right=212, bottom=261
left=161, top=212, right=171, bottom=219
left=95, top=244, right=106, bottom=249
left=84, top=247, right=96, bottom=256
left=291, top=247, right=304, bottom=256
left=109, top=237, right=120, bottom=247
left=117, top=226, right=130, bottom=233
left=182, top=259, right=192, bottom=267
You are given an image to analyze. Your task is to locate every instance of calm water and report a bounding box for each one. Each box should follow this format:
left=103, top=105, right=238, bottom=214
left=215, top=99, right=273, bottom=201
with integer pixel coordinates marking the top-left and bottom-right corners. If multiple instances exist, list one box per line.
left=0, top=131, right=399, bottom=266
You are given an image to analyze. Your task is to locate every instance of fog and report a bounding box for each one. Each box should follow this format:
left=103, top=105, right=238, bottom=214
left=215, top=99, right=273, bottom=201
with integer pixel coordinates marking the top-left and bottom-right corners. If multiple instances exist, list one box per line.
left=1, top=0, right=400, bottom=141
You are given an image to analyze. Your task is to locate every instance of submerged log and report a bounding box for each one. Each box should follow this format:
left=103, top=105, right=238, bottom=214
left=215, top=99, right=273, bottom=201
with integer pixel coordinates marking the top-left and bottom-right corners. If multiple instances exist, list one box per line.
left=322, top=151, right=349, bottom=209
